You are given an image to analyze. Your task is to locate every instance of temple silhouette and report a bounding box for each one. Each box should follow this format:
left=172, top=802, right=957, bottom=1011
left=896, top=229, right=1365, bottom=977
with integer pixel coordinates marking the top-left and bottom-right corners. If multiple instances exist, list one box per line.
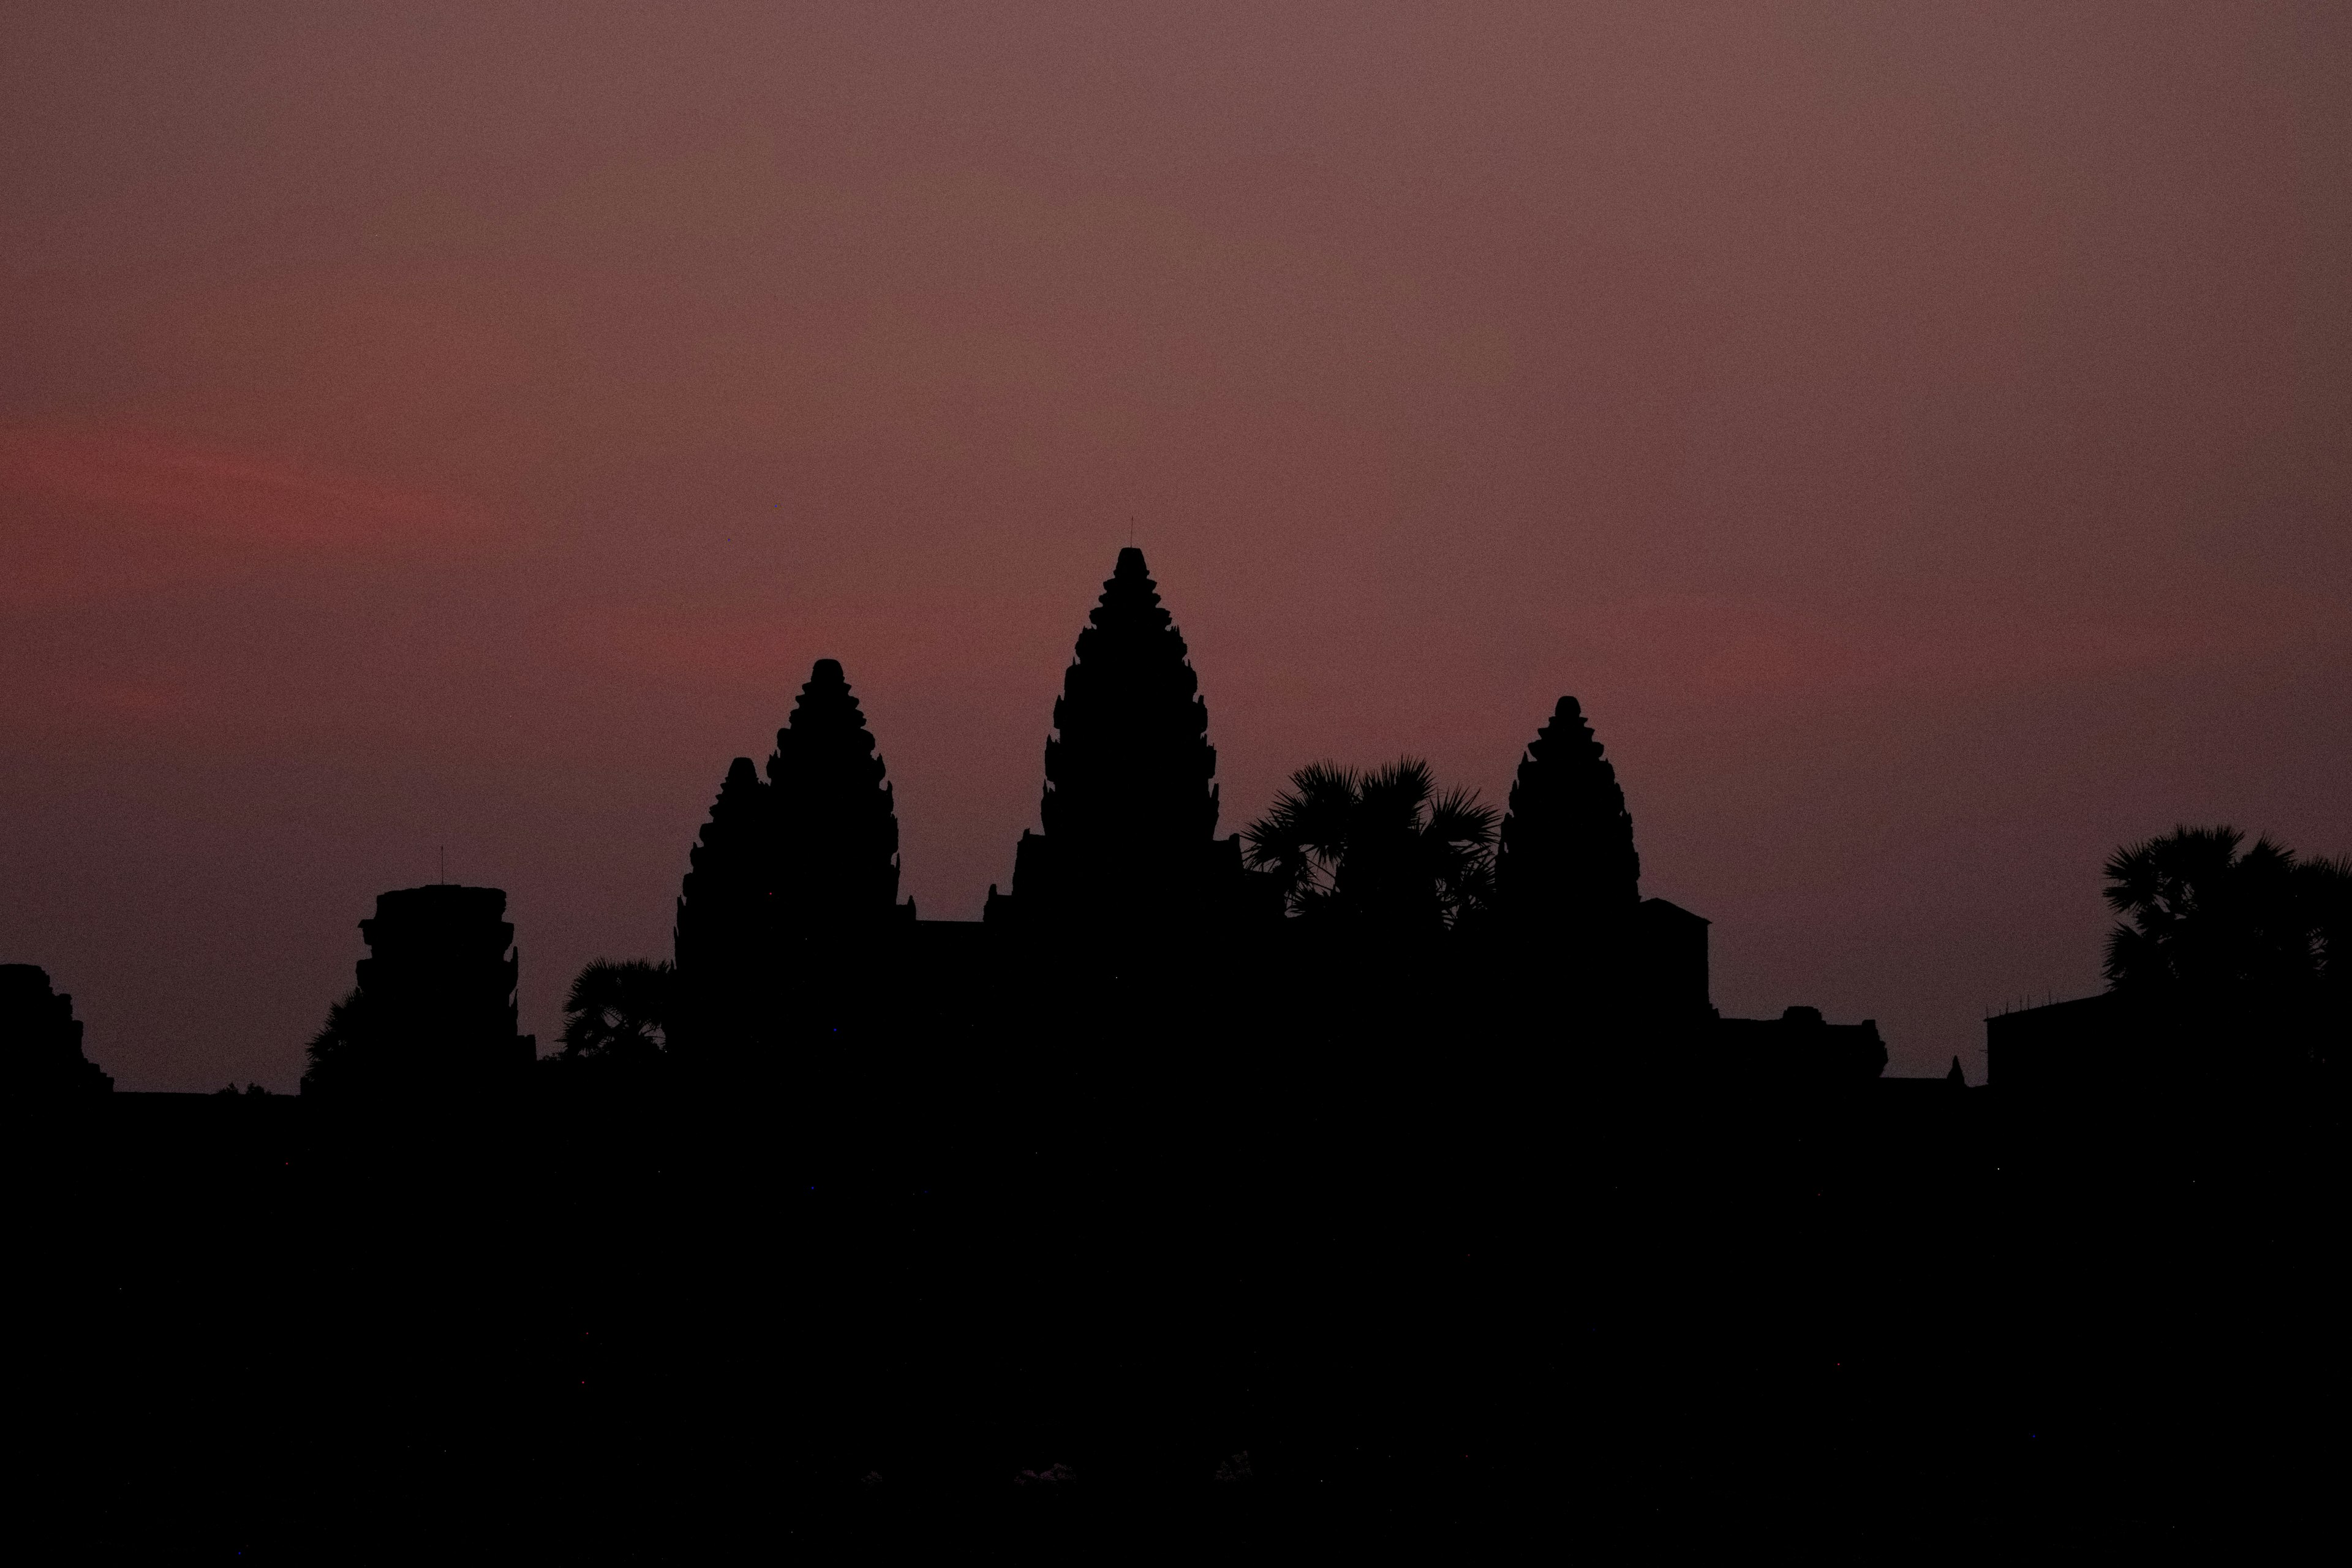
left=14, top=546, right=2338, bottom=1557
left=643, top=545, right=1875, bottom=1086
left=5, top=546, right=1917, bottom=1102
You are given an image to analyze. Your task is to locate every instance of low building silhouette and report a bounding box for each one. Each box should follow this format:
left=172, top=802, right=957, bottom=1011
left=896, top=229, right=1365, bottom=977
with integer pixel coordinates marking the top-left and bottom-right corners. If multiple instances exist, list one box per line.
left=1632, top=897, right=1714, bottom=1021
left=1985, top=992, right=2129, bottom=1099
left=1985, top=987, right=2342, bottom=1099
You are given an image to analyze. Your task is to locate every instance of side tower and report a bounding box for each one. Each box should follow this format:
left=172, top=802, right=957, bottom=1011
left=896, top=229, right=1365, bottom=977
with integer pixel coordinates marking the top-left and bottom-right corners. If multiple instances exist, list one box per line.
left=987, top=547, right=1255, bottom=929
left=675, top=659, right=911, bottom=1055
left=674, top=756, right=775, bottom=1049
left=1494, top=696, right=1713, bottom=1020
left=1494, top=696, right=1641, bottom=929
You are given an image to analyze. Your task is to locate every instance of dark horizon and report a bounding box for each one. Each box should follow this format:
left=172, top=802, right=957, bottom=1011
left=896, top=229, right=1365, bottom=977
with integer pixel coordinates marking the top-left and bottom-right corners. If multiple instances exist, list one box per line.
left=6, top=2, right=2348, bottom=1090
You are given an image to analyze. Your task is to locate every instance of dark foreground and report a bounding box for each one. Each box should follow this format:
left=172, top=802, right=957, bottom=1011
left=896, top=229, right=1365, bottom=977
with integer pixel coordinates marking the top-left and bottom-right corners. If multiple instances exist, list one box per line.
left=26, top=1049, right=2337, bottom=1561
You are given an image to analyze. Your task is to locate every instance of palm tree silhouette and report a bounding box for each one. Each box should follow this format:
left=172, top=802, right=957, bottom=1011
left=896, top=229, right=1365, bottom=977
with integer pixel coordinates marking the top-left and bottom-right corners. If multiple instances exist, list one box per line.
left=2307, top=853, right=2352, bottom=1001
left=1244, top=758, right=1498, bottom=932
left=556, top=959, right=677, bottom=1065
left=2101, top=827, right=2315, bottom=997
left=2101, top=827, right=2352, bottom=1079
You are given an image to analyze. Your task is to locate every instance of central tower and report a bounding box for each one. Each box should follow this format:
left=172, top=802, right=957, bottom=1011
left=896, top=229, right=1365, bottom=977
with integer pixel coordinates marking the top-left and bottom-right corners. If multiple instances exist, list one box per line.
left=987, top=547, right=1257, bottom=929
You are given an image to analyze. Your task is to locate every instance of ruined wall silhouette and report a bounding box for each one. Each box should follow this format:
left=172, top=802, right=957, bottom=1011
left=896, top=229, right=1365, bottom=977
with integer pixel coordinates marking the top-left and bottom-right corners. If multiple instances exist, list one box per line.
left=3, top=963, right=112, bottom=1095
left=301, top=886, right=532, bottom=1096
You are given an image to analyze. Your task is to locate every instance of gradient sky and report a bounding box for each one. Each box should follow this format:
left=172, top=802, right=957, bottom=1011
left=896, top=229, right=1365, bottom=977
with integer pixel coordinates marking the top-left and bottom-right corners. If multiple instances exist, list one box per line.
left=4, top=2, right=2346, bottom=1089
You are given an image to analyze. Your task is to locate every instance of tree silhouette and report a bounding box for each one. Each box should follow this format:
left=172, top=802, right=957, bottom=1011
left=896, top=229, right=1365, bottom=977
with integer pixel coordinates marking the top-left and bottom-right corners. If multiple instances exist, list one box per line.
left=2308, top=853, right=2352, bottom=1002
left=1494, top=696, right=1639, bottom=929
left=555, top=959, right=677, bottom=1065
left=2103, top=826, right=2351, bottom=1075
left=2103, top=827, right=2312, bottom=997
left=1244, top=757, right=1496, bottom=932
left=767, top=658, right=907, bottom=926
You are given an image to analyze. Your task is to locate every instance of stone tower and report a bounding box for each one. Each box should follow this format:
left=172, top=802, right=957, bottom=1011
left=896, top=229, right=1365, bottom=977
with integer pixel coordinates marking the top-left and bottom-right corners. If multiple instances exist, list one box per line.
left=1494, top=696, right=1642, bottom=929
left=674, top=756, right=774, bottom=1047
left=987, top=547, right=1257, bottom=929
left=301, top=885, right=533, bottom=1095
left=767, top=658, right=908, bottom=928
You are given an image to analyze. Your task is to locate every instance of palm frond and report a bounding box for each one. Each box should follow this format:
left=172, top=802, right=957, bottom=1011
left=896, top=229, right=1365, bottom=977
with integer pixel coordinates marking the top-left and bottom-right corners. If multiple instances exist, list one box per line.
left=560, top=958, right=676, bottom=1057
left=2104, top=922, right=2161, bottom=990
left=1423, top=787, right=1500, bottom=849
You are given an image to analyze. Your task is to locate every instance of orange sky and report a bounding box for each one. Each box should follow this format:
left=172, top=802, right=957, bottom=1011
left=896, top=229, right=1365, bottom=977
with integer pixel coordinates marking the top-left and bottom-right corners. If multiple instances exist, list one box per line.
left=4, top=2, right=2346, bottom=1087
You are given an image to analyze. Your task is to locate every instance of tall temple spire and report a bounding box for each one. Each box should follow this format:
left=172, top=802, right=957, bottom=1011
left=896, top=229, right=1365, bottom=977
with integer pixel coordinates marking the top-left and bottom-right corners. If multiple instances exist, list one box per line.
left=1494, top=696, right=1641, bottom=929
left=767, top=658, right=906, bottom=926
left=990, top=547, right=1259, bottom=928
left=1041, top=547, right=1218, bottom=851
left=673, top=660, right=910, bottom=1052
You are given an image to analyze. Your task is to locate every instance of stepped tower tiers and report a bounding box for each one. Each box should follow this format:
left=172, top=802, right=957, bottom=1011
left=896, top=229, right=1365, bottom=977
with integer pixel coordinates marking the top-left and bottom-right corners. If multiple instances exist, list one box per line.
left=301, top=886, right=533, bottom=1096
left=361, top=886, right=527, bottom=1041
left=1494, top=695, right=1642, bottom=929
left=987, top=547, right=1262, bottom=930
left=674, top=756, right=775, bottom=1038
left=767, top=658, right=911, bottom=929
left=1491, top=695, right=1714, bottom=1019
left=675, top=660, right=910, bottom=1049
